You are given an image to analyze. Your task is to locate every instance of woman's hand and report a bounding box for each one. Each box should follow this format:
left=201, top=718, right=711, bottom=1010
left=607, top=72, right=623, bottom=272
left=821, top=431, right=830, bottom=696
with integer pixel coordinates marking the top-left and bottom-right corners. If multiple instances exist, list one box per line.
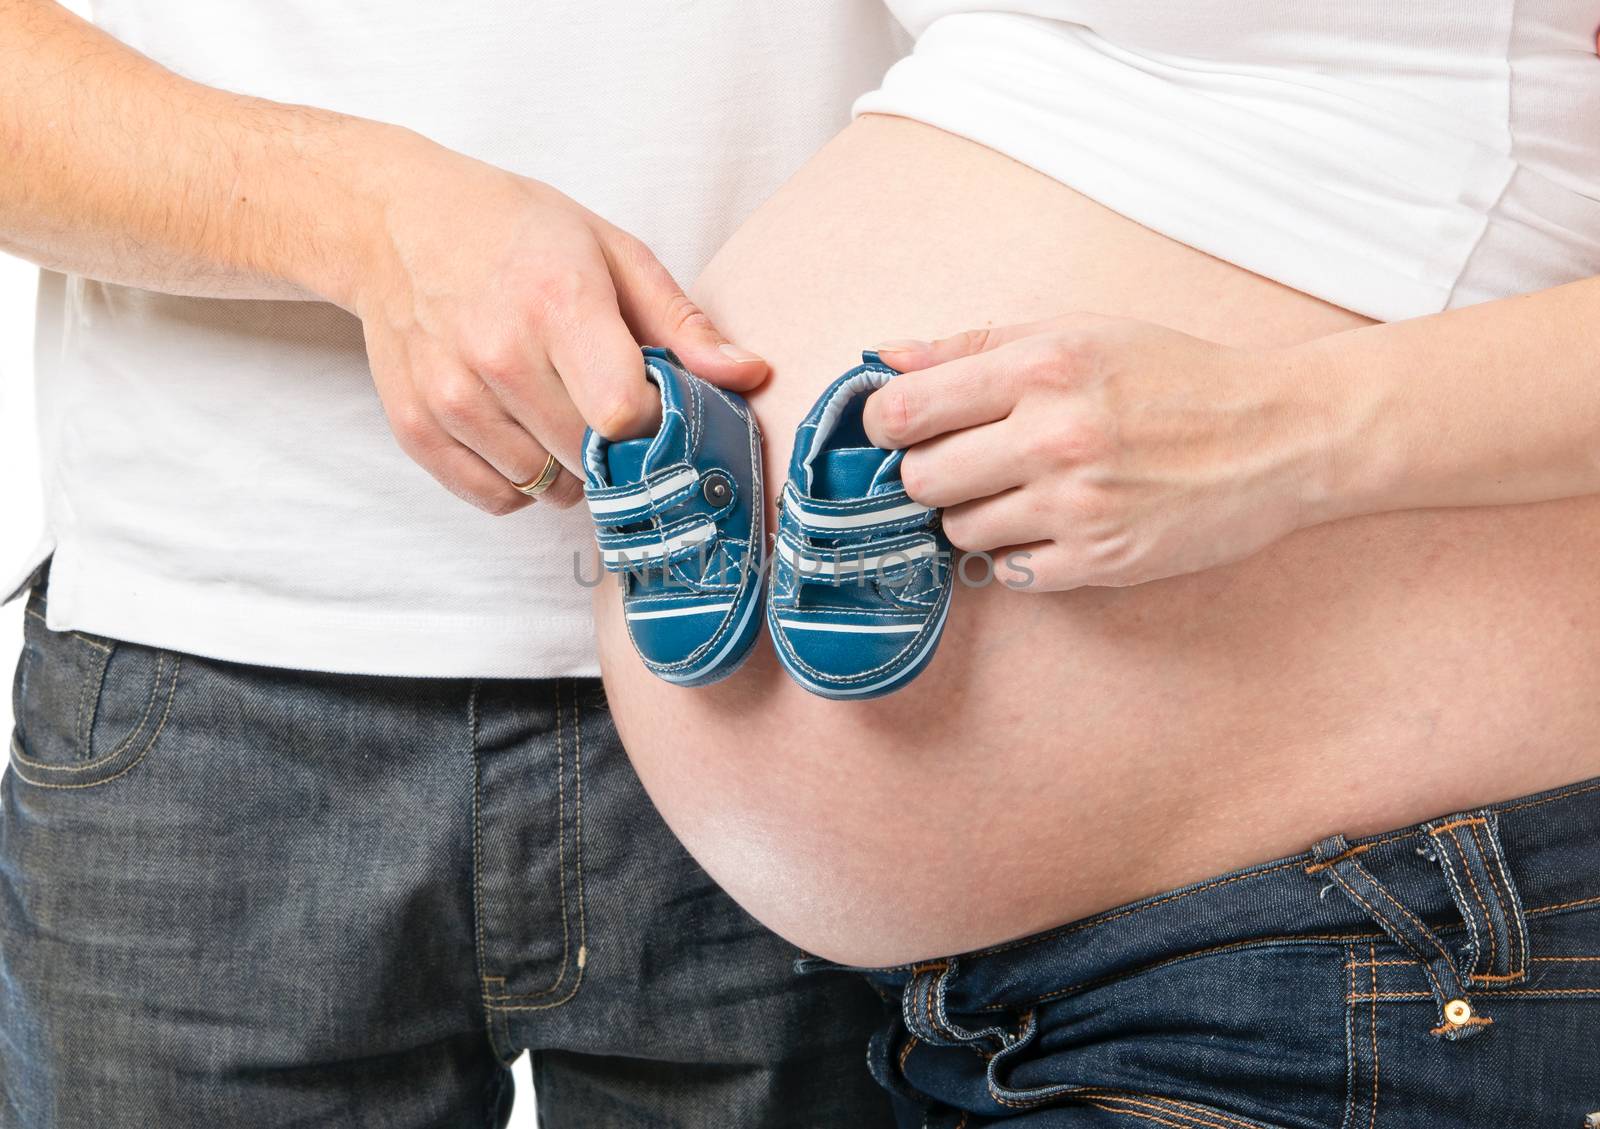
left=862, top=315, right=1347, bottom=591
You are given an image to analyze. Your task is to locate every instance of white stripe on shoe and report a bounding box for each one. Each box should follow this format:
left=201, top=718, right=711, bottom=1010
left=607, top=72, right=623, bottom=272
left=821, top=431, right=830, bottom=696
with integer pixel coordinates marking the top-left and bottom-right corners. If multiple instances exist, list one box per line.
left=773, top=620, right=923, bottom=634
left=786, top=493, right=931, bottom=531
left=588, top=467, right=700, bottom=518
left=601, top=518, right=716, bottom=565
left=777, top=538, right=938, bottom=577
left=626, top=602, right=736, bottom=621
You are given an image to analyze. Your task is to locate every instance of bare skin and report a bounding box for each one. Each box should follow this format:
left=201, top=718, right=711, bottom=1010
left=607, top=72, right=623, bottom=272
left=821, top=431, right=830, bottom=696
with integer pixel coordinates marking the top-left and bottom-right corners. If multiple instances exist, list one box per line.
left=595, top=114, right=1600, bottom=967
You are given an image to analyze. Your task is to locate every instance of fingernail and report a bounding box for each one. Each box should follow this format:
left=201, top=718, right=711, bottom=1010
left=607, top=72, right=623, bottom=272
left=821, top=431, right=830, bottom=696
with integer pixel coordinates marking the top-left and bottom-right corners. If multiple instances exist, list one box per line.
left=719, top=343, right=764, bottom=364
left=872, top=339, right=928, bottom=353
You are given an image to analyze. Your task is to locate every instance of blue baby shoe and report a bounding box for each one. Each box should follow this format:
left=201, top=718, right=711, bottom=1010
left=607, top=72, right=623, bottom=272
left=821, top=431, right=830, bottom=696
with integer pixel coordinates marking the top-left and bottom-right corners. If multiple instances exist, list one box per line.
left=767, top=351, right=953, bottom=699
left=582, top=347, right=765, bottom=687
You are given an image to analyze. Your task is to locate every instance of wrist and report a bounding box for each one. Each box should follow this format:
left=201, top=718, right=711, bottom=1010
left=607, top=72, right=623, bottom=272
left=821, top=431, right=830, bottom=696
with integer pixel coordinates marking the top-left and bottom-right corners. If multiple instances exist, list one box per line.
left=1276, top=333, right=1397, bottom=530
left=241, top=112, right=425, bottom=310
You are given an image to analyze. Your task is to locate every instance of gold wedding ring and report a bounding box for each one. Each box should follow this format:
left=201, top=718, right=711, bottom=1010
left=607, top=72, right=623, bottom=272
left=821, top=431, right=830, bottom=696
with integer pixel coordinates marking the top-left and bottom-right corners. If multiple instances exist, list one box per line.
left=512, top=453, right=562, bottom=498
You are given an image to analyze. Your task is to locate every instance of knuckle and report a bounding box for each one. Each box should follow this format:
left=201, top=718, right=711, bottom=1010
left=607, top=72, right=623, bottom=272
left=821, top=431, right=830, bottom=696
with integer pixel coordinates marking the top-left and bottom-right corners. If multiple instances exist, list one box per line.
left=661, top=289, right=712, bottom=336
left=529, top=266, right=590, bottom=321
left=957, top=326, right=994, bottom=355
left=542, top=474, right=585, bottom=509
left=898, top=451, right=931, bottom=502
left=1067, top=483, right=1114, bottom=526
left=480, top=489, right=528, bottom=517
left=591, top=387, right=653, bottom=440
left=1034, top=331, right=1097, bottom=385
left=426, top=377, right=483, bottom=430
left=1039, top=416, right=1112, bottom=467
left=876, top=388, right=914, bottom=448
left=465, top=339, right=524, bottom=386
left=939, top=505, right=978, bottom=549
left=942, top=517, right=976, bottom=551
left=388, top=402, right=438, bottom=454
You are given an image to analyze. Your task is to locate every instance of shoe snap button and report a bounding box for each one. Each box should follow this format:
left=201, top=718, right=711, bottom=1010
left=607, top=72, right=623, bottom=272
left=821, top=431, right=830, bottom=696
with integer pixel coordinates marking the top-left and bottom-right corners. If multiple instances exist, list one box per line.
left=702, top=471, right=733, bottom=507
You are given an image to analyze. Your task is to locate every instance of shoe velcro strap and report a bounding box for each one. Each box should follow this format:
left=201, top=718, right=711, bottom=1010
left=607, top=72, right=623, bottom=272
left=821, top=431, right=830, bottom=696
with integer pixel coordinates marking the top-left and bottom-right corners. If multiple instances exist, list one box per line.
left=781, top=484, right=934, bottom=538
left=597, top=515, right=717, bottom=571
left=775, top=532, right=941, bottom=585
left=585, top=463, right=700, bottom=525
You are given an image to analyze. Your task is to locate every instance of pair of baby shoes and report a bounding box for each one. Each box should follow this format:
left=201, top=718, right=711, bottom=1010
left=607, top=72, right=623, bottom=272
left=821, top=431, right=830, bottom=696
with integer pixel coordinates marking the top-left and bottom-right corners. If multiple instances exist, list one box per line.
left=582, top=347, right=953, bottom=698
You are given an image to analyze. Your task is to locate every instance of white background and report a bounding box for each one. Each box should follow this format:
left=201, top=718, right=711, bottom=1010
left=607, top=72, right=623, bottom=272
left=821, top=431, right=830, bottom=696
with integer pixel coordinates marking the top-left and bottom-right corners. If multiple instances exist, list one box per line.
left=0, top=22, right=543, bottom=1116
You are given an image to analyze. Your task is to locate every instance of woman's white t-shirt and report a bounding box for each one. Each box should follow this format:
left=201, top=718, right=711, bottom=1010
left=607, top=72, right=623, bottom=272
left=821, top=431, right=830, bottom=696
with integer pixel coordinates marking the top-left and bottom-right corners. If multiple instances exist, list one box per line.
left=6, top=2, right=908, bottom=678
left=857, top=1, right=1600, bottom=321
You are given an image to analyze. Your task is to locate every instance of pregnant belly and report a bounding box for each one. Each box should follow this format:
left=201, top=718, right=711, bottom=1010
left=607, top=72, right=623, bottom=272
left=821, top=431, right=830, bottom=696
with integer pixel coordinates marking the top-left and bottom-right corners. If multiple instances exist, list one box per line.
left=593, top=115, right=1600, bottom=967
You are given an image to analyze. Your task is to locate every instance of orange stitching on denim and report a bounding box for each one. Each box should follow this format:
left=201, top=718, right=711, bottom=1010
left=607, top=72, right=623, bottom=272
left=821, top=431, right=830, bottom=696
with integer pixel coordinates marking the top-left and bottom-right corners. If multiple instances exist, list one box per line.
left=1367, top=944, right=1379, bottom=1129
left=950, top=832, right=1428, bottom=967
left=910, top=961, right=949, bottom=974
left=1345, top=959, right=1416, bottom=969
left=1305, top=843, right=1376, bottom=876
left=1077, top=1094, right=1270, bottom=1129
left=1445, top=825, right=1497, bottom=976
left=952, top=1114, right=969, bottom=1129
left=1083, top=1102, right=1193, bottom=1129
left=1429, top=830, right=1482, bottom=977
left=1498, top=778, right=1600, bottom=814
left=1471, top=819, right=1528, bottom=979
left=977, top=932, right=1384, bottom=1012
left=898, top=1035, right=919, bottom=1073
left=1429, top=1015, right=1493, bottom=1037
left=1527, top=955, right=1600, bottom=962
left=1351, top=985, right=1600, bottom=1001
left=972, top=889, right=1599, bottom=1018
left=1528, top=894, right=1600, bottom=915
left=1328, top=867, right=1449, bottom=1005
left=1133, top=1093, right=1276, bottom=1129
left=1348, top=856, right=1465, bottom=1000
left=1427, top=817, right=1486, bottom=836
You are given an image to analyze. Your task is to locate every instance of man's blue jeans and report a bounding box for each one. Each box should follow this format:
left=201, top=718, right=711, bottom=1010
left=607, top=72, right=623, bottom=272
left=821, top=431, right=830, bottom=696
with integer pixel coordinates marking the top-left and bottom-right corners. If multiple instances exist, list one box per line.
left=0, top=568, right=893, bottom=1127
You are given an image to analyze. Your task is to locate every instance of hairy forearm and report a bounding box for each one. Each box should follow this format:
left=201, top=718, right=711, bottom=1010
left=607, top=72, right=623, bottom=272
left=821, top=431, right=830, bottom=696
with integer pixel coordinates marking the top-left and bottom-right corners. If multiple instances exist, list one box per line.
left=1303, top=276, right=1600, bottom=523
left=0, top=0, right=401, bottom=303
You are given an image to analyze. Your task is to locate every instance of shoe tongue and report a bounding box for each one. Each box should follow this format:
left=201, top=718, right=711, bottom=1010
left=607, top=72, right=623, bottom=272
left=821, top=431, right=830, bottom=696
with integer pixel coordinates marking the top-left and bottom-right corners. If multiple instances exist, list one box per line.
left=600, top=353, right=689, bottom=487
left=814, top=448, right=889, bottom=501
left=605, top=437, right=652, bottom=485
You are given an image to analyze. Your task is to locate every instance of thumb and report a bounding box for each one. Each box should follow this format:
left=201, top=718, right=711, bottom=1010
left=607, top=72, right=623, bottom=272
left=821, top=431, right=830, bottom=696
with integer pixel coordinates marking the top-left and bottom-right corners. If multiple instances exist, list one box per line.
left=601, top=230, right=770, bottom=392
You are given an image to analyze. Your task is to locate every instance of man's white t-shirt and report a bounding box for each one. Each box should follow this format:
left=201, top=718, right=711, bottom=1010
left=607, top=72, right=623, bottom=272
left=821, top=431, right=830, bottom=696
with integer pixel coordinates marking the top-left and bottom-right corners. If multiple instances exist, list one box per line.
left=5, top=2, right=908, bottom=678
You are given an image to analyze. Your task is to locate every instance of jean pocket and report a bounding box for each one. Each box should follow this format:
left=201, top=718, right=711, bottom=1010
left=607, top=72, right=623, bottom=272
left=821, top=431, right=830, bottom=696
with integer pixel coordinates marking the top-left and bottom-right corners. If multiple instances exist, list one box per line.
left=9, top=598, right=181, bottom=789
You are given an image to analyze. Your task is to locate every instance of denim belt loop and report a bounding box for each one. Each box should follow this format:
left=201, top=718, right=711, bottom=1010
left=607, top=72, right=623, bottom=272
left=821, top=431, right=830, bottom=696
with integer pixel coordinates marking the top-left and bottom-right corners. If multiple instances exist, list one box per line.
left=1420, top=810, right=1532, bottom=987
left=1307, top=829, right=1497, bottom=1042
left=901, top=961, right=965, bottom=1046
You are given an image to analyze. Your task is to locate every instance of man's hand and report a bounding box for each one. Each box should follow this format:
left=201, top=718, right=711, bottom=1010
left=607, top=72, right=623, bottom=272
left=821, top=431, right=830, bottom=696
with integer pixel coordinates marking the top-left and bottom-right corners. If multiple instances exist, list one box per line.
left=340, top=133, right=767, bottom=513
left=862, top=316, right=1342, bottom=591
left=0, top=0, right=767, bottom=516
